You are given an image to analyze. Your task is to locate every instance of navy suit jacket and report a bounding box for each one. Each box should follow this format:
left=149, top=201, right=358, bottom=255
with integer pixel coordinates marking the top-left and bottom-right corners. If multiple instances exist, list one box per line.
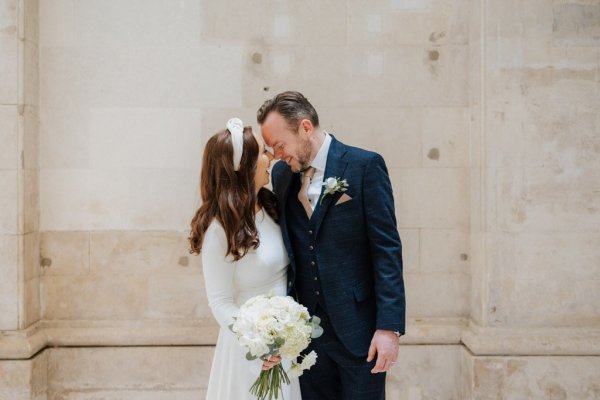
left=272, top=135, right=406, bottom=357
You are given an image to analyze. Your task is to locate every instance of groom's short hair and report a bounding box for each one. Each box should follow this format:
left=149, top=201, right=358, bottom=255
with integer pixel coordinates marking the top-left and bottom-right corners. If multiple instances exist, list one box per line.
left=257, top=91, right=320, bottom=131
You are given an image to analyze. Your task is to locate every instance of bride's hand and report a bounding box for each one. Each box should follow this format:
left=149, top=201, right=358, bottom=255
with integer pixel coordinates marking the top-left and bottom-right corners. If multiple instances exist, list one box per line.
left=262, top=355, right=282, bottom=370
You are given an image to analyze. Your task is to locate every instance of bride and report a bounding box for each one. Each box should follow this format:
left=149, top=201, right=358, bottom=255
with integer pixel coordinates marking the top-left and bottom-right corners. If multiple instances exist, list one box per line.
left=189, top=118, right=302, bottom=399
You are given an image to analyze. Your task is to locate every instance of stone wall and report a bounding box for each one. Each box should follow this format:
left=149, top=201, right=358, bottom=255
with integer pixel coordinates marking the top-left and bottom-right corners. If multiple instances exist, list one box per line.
left=1, top=0, right=598, bottom=398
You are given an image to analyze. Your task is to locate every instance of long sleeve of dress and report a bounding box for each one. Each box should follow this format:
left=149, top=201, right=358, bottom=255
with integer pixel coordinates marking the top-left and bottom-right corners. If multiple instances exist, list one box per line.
left=201, top=222, right=239, bottom=329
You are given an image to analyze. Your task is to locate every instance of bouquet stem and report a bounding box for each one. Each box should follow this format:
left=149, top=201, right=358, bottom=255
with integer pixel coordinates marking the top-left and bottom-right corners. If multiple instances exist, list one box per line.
left=249, top=364, right=290, bottom=400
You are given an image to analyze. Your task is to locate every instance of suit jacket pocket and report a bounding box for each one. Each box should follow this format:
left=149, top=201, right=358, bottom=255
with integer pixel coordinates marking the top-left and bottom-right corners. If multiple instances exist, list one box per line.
left=353, top=282, right=374, bottom=302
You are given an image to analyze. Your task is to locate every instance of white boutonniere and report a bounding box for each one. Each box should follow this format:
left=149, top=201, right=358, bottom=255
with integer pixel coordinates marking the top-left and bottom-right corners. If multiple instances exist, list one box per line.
left=320, top=177, right=349, bottom=205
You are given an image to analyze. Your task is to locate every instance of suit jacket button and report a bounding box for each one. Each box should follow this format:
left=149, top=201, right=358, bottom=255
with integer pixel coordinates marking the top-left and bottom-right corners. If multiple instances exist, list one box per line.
left=309, top=245, right=314, bottom=250
left=311, top=261, right=316, bottom=266
left=308, top=230, right=313, bottom=235
left=315, top=291, right=320, bottom=295
left=288, top=281, right=292, bottom=287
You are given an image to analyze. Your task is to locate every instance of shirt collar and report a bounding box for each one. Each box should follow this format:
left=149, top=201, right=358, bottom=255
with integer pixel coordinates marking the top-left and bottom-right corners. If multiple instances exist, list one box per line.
left=310, top=132, right=332, bottom=172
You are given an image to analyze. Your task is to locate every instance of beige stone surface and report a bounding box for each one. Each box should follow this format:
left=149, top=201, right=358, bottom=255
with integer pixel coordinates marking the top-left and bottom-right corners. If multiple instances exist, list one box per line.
left=40, top=231, right=89, bottom=276
left=347, top=0, right=469, bottom=46
left=0, top=170, right=18, bottom=235
left=0, top=349, right=47, bottom=400
left=19, top=168, right=40, bottom=234
left=89, top=231, right=201, bottom=275
left=22, top=105, right=39, bottom=169
left=47, top=346, right=212, bottom=396
left=40, top=45, right=242, bottom=108
left=398, top=228, right=420, bottom=273
left=468, top=354, right=600, bottom=399
left=0, top=105, right=18, bottom=169
left=0, top=234, right=18, bottom=330
left=421, top=107, right=469, bottom=167
left=0, top=359, right=32, bottom=400
left=42, top=273, right=148, bottom=320
left=323, top=107, right=422, bottom=168
left=386, top=345, right=462, bottom=399
left=0, top=29, right=17, bottom=104
left=392, top=167, right=469, bottom=229
left=40, top=169, right=200, bottom=231
left=405, top=272, right=470, bottom=318
left=420, top=229, right=469, bottom=273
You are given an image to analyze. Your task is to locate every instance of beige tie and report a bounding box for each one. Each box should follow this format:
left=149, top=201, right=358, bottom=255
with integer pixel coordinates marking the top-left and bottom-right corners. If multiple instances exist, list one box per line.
left=298, top=167, right=316, bottom=218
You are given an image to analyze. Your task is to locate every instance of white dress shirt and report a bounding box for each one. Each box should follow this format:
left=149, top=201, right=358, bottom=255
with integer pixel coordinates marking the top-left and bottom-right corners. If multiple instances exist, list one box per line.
left=301, top=133, right=332, bottom=211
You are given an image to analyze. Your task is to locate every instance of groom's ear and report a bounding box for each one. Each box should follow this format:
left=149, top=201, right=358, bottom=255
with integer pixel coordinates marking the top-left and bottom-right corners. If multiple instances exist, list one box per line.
left=300, top=119, right=314, bottom=136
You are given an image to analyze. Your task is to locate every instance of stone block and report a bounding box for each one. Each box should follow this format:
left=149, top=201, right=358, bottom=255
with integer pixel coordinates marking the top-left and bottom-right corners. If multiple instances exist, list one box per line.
left=22, top=105, right=39, bottom=169
left=19, top=168, right=40, bottom=234
left=146, top=273, right=208, bottom=319
left=0, top=106, right=18, bottom=170
left=40, top=168, right=199, bottom=231
left=391, top=167, right=469, bottom=229
left=553, top=3, right=600, bottom=46
left=22, top=231, right=40, bottom=281
left=23, top=41, right=39, bottom=107
left=0, top=3, right=17, bottom=104
left=0, top=234, right=18, bottom=329
left=422, top=107, right=469, bottom=167
left=73, top=0, right=202, bottom=47
left=0, top=0, right=17, bottom=38
left=468, top=354, right=600, bottom=399
left=0, top=359, right=32, bottom=400
left=386, top=345, right=462, bottom=399
left=494, top=166, right=600, bottom=233
left=127, top=169, right=201, bottom=230
left=404, top=272, right=470, bottom=318
left=88, top=107, right=203, bottom=170
left=323, top=107, right=422, bottom=168
left=47, top=346, right=213, bottom=392
left=39, top=0, right=74, bottom=46
left=21, top=276, right=41, bottom=328
left=90, top=231, right=200, bottom=275
left=22, top=0, right=39, bottom=44
left=42, top=273, right=147, bottom=320
left=202, top=0, right=346, bottom=46
left=420, top=229, right=469, bottom=273
left=242, top=46, right=307, bottom=109
left=39, top=169, right=90, bottom=231
left=41, top=44, right=243, bottom=108
left=0, top=170, right=17, bottom=234
left=39, top=106, right=90, bottom=169
left=485, top=232, right=600, bottom=328
left=348, top=0, right=469, bottom=46
left=40, top=231, right=89, bottom=276
left=398, top=228, right=420, bottom=273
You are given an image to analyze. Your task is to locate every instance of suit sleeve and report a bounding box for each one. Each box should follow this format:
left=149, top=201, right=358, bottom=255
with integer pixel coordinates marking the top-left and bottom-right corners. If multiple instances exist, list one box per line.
left=201, top=223, right=239, bottom=329
left=363, top=153, right=406, bottom=334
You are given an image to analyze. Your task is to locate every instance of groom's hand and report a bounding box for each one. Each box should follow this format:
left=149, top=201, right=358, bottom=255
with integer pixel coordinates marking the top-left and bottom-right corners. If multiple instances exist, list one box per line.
left=367, top=330, right=400, bottom=373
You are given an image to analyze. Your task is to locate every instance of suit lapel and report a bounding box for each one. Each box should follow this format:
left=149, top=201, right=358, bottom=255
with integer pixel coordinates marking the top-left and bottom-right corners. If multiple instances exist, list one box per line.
left=312, top=136, right=348, bottom=237
left=275, top=165, right=296, bottom=267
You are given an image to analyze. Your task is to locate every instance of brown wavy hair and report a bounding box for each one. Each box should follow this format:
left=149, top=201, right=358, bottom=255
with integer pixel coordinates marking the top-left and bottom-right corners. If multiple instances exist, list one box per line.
left=189, top=126, right=278, bottom=260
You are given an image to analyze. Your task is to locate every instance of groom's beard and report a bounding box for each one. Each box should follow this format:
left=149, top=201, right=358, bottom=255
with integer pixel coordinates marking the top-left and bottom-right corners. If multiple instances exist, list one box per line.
left=295, top=139, right=313, bottom=172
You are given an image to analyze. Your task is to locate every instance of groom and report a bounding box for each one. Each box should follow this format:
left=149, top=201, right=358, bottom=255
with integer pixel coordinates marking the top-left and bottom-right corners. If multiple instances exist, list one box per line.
left=257, top=91, right=405, bottom=399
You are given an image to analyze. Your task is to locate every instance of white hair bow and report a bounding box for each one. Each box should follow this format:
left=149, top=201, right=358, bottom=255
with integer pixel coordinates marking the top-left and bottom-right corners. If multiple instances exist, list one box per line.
left=226, top=117, right=244, bottom=171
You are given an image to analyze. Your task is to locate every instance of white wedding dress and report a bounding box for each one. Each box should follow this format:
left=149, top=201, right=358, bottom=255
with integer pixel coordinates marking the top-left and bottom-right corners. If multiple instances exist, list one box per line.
left=201, top=209, right=302, bottom=400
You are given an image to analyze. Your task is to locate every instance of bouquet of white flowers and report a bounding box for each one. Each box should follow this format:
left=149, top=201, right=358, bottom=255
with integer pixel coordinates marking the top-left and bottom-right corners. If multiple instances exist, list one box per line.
left=230, top=294, right=323, bottom=400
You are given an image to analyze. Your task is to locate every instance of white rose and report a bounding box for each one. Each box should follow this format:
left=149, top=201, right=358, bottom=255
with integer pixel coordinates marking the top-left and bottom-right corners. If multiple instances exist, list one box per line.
left=287, top=363, right=303, bottom=379
left=325, top=177, right=337, bottom=190
left=301, top=351, right=318, bottom=370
